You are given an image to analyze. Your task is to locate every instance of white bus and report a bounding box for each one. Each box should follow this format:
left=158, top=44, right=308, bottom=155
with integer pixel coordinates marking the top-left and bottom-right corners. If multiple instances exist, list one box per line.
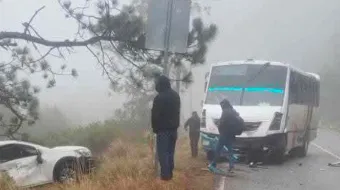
left=200, top=60, right=320, bottom=163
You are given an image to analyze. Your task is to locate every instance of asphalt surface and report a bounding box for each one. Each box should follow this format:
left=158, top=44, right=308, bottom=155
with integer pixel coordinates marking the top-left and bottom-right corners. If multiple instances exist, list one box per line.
left=214, top=128, right=340, bottom=190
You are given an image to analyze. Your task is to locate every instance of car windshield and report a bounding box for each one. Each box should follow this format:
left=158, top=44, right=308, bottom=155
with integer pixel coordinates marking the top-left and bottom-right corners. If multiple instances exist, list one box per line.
left=205, top=64, right=287, bottom=106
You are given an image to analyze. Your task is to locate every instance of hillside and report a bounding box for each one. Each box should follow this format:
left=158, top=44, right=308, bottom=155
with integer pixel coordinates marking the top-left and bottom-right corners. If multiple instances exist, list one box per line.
left=0, top=121, right=213, bottom=190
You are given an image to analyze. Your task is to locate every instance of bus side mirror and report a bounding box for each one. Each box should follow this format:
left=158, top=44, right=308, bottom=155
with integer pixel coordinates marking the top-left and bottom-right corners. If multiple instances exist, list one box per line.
left=204, top=72, right=209, bottom=92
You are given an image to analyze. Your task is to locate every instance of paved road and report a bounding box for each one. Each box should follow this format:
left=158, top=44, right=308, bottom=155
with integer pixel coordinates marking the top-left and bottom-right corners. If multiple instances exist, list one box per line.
left=215, top=128, right=340, bottom=190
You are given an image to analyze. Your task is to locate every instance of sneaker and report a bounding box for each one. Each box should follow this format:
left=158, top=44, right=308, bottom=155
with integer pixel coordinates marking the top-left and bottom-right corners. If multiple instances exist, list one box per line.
left=232, top=154, right=239, bottom=160
left=208, top=163, right=217, bottom=172
left=228, top=166, right=235, bottom=173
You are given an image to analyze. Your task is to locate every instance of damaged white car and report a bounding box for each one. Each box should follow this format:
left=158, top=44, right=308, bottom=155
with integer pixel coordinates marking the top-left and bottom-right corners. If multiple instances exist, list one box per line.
left=0, top=140, right=94, bottom=188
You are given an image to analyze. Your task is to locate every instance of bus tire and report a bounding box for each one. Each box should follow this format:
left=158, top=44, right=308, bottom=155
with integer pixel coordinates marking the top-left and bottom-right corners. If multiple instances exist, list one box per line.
left=296, top=138, right=309, bottom=158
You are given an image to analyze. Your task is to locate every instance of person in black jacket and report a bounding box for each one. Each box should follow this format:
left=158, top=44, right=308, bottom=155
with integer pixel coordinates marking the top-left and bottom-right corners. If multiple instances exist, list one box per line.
left=184, top=111, right=201, bottom=158
left=151, top=75, right=181, bottom=181
left=208, top=99, right=239, bottom=173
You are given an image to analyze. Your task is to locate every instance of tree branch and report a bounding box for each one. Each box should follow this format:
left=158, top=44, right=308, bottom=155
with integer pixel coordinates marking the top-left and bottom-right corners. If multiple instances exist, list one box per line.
left=0, top=41, right=17, bottom=48
left=23, top=6, right=46, bottom=34
left=86, top=45, right=116, bottom=84
left=0, top=32, right=120, bottom=47
left=109, top=41, right=145, bottom=70
left=30, top=47, right=56, bottom=64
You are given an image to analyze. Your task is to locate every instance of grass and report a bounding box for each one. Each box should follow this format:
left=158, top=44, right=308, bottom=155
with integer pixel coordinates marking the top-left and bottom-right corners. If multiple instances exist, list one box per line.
left=0, top=174, right=16, bottom=190
left=1, top=135, right=213, bottom=190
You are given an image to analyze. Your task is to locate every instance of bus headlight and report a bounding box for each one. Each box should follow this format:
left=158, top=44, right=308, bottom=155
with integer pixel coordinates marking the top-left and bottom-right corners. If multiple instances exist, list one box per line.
left=269, top=112, right=283, bottom=130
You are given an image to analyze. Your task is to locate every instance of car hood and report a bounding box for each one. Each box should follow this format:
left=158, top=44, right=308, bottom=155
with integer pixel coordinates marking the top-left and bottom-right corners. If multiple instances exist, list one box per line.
left=203, top=104, right=282, bottom=122
left=52, top=146, right=90, bottom=151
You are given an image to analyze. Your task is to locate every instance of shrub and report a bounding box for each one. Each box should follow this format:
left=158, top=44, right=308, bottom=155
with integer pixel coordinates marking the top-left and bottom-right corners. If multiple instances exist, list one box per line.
left=30, top=120, right=149, bottom=154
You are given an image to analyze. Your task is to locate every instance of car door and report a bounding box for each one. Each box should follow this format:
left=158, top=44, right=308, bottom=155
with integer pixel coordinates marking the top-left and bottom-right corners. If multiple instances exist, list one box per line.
left=0, top=144, right=46, bottom=187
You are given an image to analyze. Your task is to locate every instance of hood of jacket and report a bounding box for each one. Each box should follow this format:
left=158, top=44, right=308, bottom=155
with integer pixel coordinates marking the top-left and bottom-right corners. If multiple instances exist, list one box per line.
left=220, top=99, right=232, bottom=110
left=220, top=99, right=239, bottom=116
left=155, top=75, right=171, bottom=93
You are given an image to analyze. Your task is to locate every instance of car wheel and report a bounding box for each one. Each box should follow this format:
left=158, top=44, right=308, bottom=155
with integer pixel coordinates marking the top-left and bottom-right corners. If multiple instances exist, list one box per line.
left=55, top=160, right=79, bottom=184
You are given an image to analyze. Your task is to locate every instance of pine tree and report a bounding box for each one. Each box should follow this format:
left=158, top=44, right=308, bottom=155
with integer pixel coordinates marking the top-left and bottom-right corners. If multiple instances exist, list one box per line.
left=0, top=0, right=217, bottom=137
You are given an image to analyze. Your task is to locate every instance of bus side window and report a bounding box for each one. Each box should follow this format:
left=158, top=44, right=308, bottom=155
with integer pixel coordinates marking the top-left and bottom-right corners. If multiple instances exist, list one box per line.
left=290, top=71, right=319, bottom=106
left=312, top=78, right=320, bottom=107
left=301, top=75, right=309, bottom=105
left=289, top=71, right=299, bottom=104
left=315, top=80, right=320, bottom=106
left=309, top=78, right=314, bottom=105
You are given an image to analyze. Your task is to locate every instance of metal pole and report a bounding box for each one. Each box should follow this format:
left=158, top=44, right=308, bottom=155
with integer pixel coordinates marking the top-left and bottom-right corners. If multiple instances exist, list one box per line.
left=154, top=0, right=174, bottom=177
left=163, top=0, right=174, bottom=76
left=175, top=67, right=181, bottom=93
left=189, top=63, right=193, bottom=113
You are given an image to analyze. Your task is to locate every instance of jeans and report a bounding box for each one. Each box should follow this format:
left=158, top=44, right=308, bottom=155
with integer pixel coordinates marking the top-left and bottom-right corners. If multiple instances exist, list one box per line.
left=211, top=135, right=235, bottom=169
left=189, top=132, right=200, bottom=157
left=156, top=131, right=177, bottom=179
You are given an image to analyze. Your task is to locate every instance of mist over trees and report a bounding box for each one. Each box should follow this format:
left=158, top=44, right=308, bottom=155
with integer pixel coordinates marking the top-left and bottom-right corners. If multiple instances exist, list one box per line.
left=0, top=105, right=70, bottom=140
left=0, top=0, right=216, bottom=137
left=2, top=0, right=340, bottom=139
left=21, top=106, right=70, bottom=136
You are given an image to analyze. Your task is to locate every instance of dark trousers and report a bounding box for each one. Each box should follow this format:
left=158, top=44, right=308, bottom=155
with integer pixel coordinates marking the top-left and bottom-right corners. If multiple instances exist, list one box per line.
left=189, top=132, right=200, bottom=157
left=211, top=135, right=235, bottom=169
left=156, top=131, right=177, bottom=180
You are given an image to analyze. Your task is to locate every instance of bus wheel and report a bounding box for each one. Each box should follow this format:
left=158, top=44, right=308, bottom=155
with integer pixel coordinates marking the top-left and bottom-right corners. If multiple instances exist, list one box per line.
left=296, top=139, right=309, bottom=158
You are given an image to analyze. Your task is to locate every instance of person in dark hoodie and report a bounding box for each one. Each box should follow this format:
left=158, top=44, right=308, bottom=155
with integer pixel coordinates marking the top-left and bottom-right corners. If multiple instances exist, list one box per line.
left=208, top=99, right=241, bottom=173
left=152, top=75, right=181, bottom=180
left=184, top=111, right=201, bottom=158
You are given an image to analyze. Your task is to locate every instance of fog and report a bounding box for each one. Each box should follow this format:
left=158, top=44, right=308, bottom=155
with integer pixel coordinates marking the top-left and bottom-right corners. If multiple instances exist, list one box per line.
left=1, top=0, right=339, bottom=125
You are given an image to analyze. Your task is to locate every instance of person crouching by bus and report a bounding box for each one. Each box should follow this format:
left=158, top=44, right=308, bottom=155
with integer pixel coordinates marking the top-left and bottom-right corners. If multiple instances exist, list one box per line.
left=208, top=99, right=240, bottom=173
left=184, top=111, right=201, bottom=158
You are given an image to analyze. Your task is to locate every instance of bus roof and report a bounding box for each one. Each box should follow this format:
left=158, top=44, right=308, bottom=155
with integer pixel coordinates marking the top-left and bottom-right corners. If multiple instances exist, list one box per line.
left=211, top=59, right=320, bottom=80
left=306, top=72, right=320, bottom=80
left=212, top=60, right=288, bottom=67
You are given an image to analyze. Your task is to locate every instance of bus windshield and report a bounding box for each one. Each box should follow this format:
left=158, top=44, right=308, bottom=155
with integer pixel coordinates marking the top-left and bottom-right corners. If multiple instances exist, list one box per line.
left=205, top=64, right=287, bottom=106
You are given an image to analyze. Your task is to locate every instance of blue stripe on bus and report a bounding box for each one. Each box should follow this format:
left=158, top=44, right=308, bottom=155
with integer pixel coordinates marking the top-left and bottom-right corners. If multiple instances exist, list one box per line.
left=208, top=87, right=284, bottom=94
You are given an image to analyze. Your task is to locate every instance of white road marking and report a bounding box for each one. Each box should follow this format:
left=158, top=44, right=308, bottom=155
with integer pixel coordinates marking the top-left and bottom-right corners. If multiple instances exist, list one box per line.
left=217, top=176, right=226, bottom=190
left=215, top=141, right=340, bottom=189
left=311, top=143, right=340, bottom=160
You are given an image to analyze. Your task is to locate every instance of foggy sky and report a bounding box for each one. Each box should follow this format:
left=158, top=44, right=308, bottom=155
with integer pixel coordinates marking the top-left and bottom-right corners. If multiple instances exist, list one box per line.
left=1, top=0, right=339, bottom=125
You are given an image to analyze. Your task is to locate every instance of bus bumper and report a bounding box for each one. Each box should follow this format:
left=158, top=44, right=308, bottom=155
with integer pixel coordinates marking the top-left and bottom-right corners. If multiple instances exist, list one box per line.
left=200, top=132, right=286, bottom=158
left=201, top=132, right=219, bottom=152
